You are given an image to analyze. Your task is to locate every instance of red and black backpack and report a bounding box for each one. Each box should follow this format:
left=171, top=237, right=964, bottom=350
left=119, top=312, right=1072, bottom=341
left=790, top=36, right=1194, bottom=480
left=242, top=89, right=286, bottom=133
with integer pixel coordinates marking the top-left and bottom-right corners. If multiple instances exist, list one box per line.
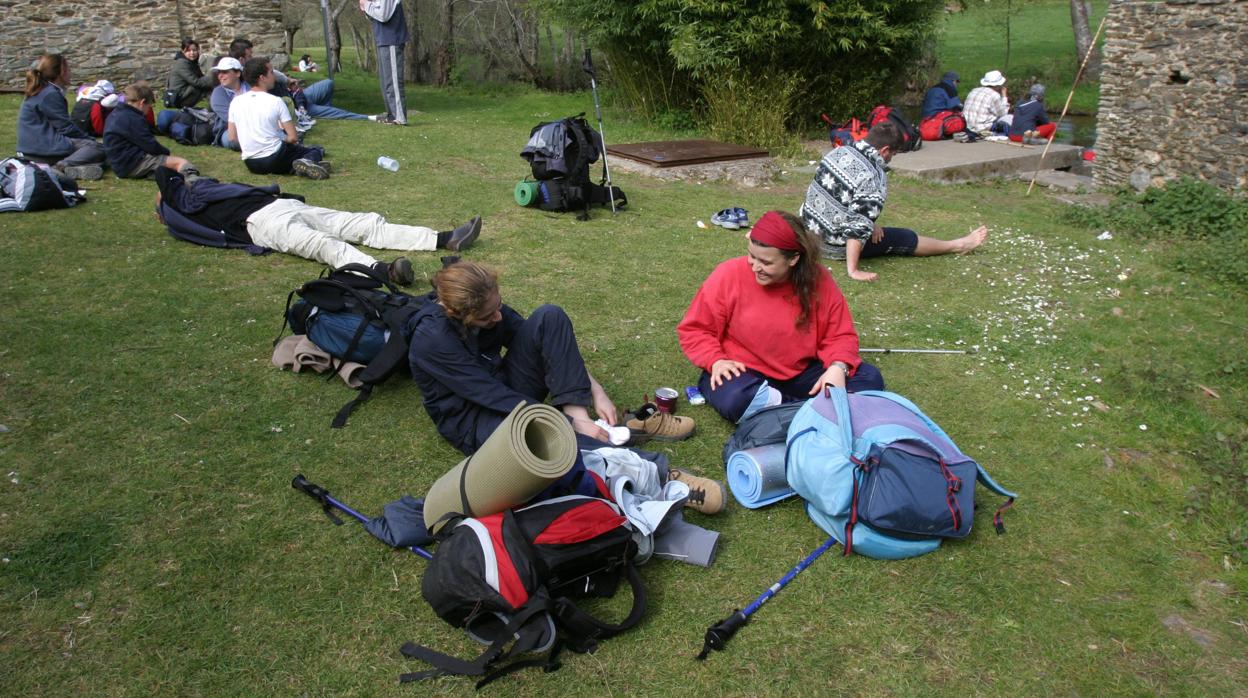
left=404, top=494, right=644, bottom=687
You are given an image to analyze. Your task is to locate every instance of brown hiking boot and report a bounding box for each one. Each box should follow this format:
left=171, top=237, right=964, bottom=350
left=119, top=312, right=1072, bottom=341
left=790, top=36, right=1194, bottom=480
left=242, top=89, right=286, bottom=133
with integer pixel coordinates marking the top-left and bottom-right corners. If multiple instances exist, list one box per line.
left=625, top=403, right=695, bottom=442
left=668, top=468, right=726, bottom=515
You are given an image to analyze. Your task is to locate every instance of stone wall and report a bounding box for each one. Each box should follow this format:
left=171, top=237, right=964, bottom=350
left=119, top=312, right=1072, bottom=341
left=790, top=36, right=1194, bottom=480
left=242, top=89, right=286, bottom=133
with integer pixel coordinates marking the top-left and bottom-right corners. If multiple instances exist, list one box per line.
left=1, top=0, right=283, bottom=89
left=1096, top=0, right=1247, bottom=191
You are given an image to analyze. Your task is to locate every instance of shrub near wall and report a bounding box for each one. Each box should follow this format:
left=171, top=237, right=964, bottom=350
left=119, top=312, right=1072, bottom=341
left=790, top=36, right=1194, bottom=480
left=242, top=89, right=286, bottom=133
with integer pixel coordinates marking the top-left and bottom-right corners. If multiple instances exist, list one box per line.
left=541, top=0, right=944, bottom=147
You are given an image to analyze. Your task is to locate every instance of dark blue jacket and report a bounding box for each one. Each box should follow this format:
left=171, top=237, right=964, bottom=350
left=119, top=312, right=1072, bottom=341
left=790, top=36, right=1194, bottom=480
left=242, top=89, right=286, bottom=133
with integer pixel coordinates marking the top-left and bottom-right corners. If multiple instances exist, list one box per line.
left=406, top=302, right=536, bottom=454
left=17, top=84, right=92, bottom=158
left=103, top=104, right=168, bottom=177
left=920, top=79, right=963, bottom=118
left=1009, top=99, right=1050, bottom=137
left=154, top=167, right=275, bottom=254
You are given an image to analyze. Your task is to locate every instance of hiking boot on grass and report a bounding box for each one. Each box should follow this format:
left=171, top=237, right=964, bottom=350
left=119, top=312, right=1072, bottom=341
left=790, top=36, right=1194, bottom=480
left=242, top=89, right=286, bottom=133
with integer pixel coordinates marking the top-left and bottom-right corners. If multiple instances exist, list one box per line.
left=60, top=164, right=103, bottom=181
left=668, top=468, right=726, bottom=515
left=386, top=256, right=414, bottom=286
left=442, top=216, right=482, bottom=252
left=292, top=158, right=330, bottom=180
left=625, top=402, right=695, bottom=442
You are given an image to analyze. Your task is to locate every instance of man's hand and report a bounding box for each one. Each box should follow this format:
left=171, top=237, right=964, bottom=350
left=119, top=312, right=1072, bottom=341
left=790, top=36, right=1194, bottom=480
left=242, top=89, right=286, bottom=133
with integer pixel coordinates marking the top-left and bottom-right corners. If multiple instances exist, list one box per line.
left=809, top=363, right=849, bottom=396
left=871, top=224, right=884, bottom=244
left=848, top=268, right=879, bottom=282
left=710, top=359, right=746, bottom=390
left=154, top=191, right=164, bottom=224
left=571, top=418, right=610, bottom=443
left=589, top=377, right=617, bottom=425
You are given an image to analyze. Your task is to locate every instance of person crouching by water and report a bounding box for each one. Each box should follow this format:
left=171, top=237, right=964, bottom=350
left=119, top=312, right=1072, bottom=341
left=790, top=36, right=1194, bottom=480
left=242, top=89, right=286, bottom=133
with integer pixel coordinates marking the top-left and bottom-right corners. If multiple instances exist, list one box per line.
left=678, top=211, right=884, bottom=424
left=407, top=260, right=624, bottom=456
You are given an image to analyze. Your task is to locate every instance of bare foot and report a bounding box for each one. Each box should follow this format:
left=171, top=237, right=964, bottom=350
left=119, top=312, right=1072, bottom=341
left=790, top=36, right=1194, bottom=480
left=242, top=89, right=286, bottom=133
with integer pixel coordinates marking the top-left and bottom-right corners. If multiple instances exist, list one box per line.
left=848, top=269, right=879, bottom=282
left=953, top=225, right=989, bottom=254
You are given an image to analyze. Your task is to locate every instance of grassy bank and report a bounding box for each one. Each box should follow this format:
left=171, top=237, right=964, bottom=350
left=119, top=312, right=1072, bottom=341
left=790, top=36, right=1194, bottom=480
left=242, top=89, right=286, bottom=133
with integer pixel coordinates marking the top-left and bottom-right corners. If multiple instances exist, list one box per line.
left=1, top=69, right=1244, bottom=694
left=937, top=0, right=1107, bottom=115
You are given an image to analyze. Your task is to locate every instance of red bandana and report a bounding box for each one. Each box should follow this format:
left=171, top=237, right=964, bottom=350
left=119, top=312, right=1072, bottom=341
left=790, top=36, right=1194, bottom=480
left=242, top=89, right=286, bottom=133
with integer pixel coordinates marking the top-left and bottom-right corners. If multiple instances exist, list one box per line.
left=749, top=211, right=800, bottom=251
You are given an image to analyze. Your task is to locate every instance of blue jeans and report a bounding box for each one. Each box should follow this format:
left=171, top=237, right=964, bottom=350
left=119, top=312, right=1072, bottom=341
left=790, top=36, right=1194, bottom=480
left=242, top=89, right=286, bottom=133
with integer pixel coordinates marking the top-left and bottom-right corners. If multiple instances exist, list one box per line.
left=300, top=79, right=366, bottom=120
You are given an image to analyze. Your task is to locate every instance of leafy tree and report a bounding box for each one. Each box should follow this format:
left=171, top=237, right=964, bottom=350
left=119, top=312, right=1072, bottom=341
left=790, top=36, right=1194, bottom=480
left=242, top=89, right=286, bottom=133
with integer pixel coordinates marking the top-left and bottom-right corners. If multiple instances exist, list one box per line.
left=536, top=0, right=944, bottom=145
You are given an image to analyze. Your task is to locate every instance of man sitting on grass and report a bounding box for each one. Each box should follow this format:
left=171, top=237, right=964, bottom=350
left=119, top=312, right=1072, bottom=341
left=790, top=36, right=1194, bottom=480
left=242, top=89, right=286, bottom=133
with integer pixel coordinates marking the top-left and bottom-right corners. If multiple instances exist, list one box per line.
left=153, top=165, right=483, bottom=284
left=103, top=83, right=197, bottom=179
left=227, top=58, right=329, bottom=180
left=800, top=121, right=988, bottom=282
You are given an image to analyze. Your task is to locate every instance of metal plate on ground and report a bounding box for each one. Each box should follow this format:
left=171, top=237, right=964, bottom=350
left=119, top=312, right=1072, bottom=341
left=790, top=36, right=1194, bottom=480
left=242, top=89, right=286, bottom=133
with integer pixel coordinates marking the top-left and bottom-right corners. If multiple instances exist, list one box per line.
left=607, top=140, right=770, bottom=168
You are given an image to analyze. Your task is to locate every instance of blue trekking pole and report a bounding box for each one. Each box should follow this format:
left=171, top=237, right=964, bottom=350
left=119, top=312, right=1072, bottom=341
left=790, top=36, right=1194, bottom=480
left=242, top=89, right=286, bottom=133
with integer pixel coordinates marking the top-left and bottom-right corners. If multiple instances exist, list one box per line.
left=696, top=535, right=839, bottom=660
left=581, top=49, right=618, bottom=214
left=292, top=474, right=434, bottom=560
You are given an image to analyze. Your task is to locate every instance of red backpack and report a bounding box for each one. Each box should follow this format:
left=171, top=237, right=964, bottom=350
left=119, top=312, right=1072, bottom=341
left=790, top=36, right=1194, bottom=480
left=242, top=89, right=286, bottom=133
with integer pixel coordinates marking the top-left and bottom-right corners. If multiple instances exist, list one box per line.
left=404, top=494, right=645, bottom=687
left=919, top=110, right=967, bottom=141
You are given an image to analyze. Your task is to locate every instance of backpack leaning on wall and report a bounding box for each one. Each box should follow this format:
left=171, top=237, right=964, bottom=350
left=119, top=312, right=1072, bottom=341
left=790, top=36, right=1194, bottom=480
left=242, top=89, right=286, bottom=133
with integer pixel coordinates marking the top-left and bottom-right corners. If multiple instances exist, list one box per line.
left=403, top=494, right=645, bottom=687
left=276, top=263, right=429, bottom=428
left=520, top=113, right=626, bottom=220
left=785, top=388, right=1017, bottom=560
left=868, top=105, right=923, bottom=152
left=0, top=157, right=85, bottom=213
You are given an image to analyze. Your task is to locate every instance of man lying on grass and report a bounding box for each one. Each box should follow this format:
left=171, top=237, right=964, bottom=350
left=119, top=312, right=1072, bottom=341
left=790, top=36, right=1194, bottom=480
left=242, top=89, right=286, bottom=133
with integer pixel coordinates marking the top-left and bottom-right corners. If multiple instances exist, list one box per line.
left=152, top=165, right=481, bottom=285
left=800, top=121, right=988, bottom=282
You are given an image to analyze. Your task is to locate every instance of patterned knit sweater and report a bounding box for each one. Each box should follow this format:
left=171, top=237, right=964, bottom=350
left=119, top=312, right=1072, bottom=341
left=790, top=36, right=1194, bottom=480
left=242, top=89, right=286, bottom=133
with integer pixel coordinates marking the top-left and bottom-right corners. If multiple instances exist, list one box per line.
left=799, top=140, right=888, bottom=258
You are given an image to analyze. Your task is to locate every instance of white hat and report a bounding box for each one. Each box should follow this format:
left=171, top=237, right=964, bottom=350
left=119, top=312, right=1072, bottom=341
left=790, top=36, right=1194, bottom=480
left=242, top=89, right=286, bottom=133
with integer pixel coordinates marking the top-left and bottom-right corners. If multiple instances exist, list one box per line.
left=214, top=56, right=243, bottom=72
left=980, top=70, right=1006, bottom=87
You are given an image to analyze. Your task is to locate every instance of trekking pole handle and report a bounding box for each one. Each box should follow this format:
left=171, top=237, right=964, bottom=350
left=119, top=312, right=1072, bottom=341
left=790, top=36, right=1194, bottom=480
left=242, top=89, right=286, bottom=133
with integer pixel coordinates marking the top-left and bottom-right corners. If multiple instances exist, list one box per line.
left=582, top=48, right=595, bottom=77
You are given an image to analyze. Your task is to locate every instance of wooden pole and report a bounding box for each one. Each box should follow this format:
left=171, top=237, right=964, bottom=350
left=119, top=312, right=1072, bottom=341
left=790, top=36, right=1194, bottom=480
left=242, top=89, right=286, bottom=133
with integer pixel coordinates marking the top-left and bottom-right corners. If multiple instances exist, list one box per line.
left=1026, top=13, right=1108, bottom=195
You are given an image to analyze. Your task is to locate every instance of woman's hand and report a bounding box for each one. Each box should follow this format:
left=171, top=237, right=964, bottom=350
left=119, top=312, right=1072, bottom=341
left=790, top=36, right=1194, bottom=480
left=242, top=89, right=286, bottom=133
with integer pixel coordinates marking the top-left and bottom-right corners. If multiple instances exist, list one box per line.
left=710, top=359, right=747, bottom=389
left=809, top=362, right=849, bottom=396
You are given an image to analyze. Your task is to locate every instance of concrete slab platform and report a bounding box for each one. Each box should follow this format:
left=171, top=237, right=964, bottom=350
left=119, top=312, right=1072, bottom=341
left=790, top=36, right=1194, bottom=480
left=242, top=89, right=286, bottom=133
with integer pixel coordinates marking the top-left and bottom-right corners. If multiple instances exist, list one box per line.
left=1022, top=169, right=1096, bottom=192
left=887, top=139, right=1083, bottom=183
left=609, top=154, right=780, bottom=188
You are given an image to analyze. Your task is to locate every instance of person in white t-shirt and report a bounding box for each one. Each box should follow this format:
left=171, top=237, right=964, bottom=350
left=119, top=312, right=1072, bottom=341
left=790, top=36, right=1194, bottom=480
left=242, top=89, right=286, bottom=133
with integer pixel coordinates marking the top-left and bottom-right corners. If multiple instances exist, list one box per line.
left=227, top=57, right=329, bottom=180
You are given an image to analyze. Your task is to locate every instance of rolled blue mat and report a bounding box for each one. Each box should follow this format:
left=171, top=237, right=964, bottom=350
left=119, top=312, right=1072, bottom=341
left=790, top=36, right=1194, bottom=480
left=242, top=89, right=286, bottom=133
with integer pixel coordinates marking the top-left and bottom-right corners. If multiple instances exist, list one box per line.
left=727, top=444, right=796, bottom=509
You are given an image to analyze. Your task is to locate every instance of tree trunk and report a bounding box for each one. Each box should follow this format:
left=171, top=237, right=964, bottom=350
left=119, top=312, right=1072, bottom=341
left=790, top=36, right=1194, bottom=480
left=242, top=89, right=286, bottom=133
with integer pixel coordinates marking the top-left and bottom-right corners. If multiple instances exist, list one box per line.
left=284, top=28, right=299, bottom=57
left=405, top=0, right=425, bottom=84
left=435, top=0, right=455, bottom=86
left=327, top=0, right=354, bottom=74
left=1070, top=0, right=1101, bottom=78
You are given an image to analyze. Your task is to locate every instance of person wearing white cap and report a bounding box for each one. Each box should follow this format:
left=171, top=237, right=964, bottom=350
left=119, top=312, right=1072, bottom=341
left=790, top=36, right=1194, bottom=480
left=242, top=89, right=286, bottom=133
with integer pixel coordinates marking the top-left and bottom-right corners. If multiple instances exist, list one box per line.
left=209, top=56, right=249, bottom=150
left=963, top=70, right=1011, bottom=135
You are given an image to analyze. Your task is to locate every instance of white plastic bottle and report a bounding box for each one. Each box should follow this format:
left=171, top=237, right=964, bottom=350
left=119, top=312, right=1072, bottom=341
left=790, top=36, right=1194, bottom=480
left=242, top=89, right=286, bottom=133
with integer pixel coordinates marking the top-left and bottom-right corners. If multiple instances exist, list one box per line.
left=377, top=156, right=400, bottom=172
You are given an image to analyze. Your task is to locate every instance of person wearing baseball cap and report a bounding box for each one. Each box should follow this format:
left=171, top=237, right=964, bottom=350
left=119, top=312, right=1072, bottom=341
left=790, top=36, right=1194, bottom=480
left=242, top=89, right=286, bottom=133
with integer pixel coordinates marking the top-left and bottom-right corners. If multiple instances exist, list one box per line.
left=964, top=69, right=1011, bottom=135
left=208, top=56, right=248, bottom=149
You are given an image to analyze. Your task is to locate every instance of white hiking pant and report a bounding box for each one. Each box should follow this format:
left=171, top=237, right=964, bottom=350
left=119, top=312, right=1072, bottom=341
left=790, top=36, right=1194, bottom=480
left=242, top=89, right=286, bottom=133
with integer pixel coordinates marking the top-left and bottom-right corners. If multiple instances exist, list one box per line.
left=245, top=198, right=436, bottom=269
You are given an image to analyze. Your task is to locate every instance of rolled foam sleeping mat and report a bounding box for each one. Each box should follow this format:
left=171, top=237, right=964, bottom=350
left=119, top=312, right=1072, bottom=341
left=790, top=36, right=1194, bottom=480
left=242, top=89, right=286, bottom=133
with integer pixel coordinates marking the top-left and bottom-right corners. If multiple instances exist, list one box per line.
left=514, top=180, right=539, bottom=207
left=423, top=401, right=577, bottom=534
left=727, top=444, right=796, bottom=509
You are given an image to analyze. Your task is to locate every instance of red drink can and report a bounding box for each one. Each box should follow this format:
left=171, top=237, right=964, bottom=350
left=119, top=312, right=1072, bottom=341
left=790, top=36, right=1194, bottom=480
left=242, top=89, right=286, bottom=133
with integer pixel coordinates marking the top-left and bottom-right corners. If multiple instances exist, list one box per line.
left=654, top=387, right=679, bottom=414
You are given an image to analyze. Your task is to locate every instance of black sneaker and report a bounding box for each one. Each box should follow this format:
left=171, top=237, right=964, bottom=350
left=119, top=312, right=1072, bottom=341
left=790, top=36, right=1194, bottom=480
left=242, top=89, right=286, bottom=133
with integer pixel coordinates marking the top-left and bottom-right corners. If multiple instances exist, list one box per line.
left=387, top=257, right=414, bottom=286
left=444, top=216, right=482, bottom=252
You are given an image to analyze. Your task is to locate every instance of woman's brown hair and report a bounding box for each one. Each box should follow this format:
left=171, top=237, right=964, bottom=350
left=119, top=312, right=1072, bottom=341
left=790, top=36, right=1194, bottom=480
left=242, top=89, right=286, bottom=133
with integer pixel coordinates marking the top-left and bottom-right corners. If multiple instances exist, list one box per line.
left=752, top=211, right=824, bottom=329
left=24, top=54, right=64, bottom=98
left=431, top=261, right=500, bottom=326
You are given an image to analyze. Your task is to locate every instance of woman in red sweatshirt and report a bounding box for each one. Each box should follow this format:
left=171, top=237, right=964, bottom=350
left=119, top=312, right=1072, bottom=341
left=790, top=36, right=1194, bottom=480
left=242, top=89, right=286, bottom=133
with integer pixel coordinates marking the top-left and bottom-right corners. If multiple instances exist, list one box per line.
left=678, top=210, right=883, bottom=423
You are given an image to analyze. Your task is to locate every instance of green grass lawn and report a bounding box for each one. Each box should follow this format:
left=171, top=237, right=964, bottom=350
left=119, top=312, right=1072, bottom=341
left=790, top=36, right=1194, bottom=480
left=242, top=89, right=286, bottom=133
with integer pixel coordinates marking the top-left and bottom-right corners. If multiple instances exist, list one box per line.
left=1, top=64, right=1245, bottom=695
left=937, top=0, right=1107, bottom=115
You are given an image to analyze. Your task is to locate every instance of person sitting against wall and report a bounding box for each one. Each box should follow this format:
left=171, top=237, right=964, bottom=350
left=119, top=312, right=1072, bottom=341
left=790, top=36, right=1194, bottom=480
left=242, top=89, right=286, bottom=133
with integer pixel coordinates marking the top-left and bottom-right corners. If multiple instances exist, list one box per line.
left=1009, top=83, right=1057, bottom=144
left=677, top=211, right=885, bottom=425
left=16, top=53, right=107, bottom=181
left=103, top=83, right=197, bottom=180
left=166, top=39, right=217, bottom=109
